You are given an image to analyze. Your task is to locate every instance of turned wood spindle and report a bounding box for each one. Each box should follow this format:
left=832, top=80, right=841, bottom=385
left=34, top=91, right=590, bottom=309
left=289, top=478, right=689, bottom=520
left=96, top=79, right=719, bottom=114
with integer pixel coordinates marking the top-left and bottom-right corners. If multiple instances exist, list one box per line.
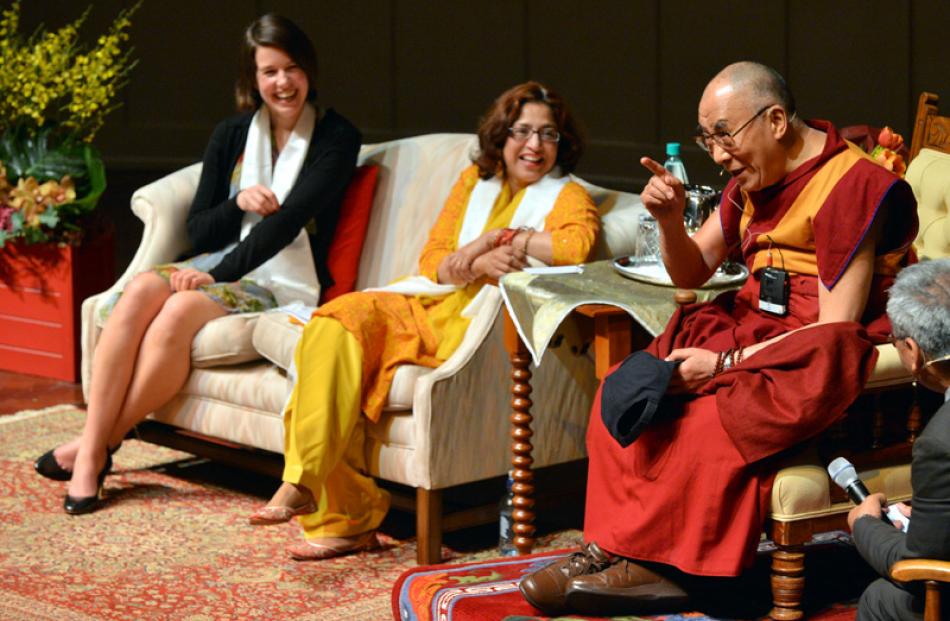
left=503, top=310, right=537, bottom=555
left=509, top=346, right=536, bottom=554
left=770, top=547, right=806, bottom=621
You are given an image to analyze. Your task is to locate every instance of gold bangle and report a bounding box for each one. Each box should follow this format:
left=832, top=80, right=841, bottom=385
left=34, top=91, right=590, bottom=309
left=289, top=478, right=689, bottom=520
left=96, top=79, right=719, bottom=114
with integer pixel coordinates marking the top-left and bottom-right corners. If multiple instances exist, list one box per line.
left=522, top=229, right=535, bottom=255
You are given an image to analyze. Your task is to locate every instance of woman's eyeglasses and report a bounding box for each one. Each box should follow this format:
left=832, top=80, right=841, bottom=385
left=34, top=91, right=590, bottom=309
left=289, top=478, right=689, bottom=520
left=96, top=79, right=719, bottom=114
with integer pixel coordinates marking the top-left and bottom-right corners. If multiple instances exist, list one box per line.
left=508, top=125, right=560, bottom=144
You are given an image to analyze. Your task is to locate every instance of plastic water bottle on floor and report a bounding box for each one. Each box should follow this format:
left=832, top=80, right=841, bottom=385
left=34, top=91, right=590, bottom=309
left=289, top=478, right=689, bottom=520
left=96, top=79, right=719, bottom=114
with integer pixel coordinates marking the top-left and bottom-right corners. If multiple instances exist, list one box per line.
left=498, top=471, right=518, bottom=556
left=663, top=142, right=689, bottom=184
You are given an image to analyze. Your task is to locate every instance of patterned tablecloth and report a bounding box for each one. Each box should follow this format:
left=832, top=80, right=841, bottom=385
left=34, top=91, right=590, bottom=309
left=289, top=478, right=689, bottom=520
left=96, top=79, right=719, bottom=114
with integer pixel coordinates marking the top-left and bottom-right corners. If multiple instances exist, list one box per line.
left=499, top=259, right=739, bottom=366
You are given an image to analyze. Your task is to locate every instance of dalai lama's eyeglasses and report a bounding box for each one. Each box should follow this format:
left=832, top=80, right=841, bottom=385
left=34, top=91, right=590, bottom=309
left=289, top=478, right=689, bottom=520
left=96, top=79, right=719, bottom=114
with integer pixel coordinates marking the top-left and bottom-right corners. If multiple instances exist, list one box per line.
left=694, top=104, right=774, bottom=154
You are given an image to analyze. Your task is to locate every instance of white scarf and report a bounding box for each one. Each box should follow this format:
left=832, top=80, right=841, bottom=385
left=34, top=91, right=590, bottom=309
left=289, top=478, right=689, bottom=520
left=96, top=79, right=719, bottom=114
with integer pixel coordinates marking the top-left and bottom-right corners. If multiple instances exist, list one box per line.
left=238, top=103, right=320, bottom=306
left=369, top=170, right=570, bottom=311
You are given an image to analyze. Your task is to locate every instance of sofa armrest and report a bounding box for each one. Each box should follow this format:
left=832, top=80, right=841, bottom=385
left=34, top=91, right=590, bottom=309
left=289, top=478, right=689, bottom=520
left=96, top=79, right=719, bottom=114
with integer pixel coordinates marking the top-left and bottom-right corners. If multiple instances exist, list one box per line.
left=407, top=286, right=597, bottom=489
left=81, top=163, right=203, bottom=395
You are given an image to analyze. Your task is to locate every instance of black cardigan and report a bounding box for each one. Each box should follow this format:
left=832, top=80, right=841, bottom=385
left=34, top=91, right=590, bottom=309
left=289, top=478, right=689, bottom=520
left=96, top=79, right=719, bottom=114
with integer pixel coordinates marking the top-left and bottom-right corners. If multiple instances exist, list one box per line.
left=186, top=107, right=361, bottom=290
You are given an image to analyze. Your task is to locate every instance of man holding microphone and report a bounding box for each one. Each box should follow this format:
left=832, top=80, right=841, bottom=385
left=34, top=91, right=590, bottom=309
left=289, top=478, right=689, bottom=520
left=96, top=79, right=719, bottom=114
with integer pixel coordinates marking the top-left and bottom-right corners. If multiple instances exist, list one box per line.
left=848, top=258, right=950, bottom=621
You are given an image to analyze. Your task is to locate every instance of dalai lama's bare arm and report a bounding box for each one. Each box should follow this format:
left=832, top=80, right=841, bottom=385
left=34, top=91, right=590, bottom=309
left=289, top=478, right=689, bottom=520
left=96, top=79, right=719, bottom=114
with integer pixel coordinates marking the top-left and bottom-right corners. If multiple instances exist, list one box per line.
left=639, top=157, right=730, bottom=287
left=666, top=218, right=879, bottom=393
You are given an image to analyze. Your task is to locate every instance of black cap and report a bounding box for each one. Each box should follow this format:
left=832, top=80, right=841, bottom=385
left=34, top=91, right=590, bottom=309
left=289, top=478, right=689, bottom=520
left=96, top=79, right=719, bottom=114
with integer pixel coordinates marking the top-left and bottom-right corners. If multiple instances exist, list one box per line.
left=600, top=351, right=679, bottom=448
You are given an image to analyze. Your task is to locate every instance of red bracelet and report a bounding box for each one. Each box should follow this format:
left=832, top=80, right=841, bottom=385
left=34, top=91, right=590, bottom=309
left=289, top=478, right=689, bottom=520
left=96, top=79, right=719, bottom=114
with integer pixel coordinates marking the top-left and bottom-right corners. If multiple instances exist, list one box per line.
left=493, top=228, right=519, bottom=248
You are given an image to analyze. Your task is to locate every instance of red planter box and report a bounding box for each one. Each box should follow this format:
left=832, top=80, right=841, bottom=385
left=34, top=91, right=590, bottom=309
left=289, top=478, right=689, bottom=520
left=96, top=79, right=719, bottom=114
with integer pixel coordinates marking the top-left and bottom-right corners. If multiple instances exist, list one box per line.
left=0, top=232, right=115, bottom=382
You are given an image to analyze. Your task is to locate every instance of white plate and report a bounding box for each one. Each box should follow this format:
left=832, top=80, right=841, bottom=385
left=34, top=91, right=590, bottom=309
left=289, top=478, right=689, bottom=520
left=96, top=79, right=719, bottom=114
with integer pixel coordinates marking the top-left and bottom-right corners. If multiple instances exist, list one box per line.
left=612, top=256, right=749, bottom=288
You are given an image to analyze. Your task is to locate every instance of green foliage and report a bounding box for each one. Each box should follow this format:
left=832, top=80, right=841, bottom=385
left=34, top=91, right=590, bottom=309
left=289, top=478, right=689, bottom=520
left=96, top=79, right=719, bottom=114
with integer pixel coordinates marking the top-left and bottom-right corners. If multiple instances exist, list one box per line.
left=0, top=1, right=135, bottom=246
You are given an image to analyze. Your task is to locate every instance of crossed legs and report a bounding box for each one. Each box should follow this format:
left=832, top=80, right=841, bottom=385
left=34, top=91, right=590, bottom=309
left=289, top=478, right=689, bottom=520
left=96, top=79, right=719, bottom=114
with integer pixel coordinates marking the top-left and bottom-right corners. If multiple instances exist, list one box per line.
left=249, top=317, right=390, bottom=559
left=50, top=272, right=226, bottom=500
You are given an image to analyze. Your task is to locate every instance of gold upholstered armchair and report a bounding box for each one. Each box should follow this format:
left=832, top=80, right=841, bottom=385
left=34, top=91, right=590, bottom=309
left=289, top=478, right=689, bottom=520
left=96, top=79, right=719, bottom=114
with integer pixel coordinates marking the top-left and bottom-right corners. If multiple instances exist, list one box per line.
left=763, top=92, right=950, bottom=620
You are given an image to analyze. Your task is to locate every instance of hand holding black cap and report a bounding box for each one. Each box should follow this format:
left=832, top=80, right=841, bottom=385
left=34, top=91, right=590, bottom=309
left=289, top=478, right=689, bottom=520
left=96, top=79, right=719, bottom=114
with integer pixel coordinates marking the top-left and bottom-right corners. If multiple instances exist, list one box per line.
left=601, top=351, right=680, bottom=448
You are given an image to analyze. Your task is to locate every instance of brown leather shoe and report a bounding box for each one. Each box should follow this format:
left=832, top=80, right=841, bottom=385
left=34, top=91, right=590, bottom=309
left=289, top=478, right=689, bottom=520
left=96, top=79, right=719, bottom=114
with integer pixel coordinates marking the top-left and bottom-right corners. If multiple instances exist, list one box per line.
left=519, top=542, right=616, bottom=615
left=565, top=559, right=689, bottom=616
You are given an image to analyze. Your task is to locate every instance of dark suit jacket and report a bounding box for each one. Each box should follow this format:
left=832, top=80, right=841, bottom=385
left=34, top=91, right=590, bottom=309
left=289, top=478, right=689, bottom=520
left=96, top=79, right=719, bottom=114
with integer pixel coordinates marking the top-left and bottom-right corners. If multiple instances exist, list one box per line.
left=185, top=108, right=361, bottom=290
left=854, top=397, right=950, bottom=581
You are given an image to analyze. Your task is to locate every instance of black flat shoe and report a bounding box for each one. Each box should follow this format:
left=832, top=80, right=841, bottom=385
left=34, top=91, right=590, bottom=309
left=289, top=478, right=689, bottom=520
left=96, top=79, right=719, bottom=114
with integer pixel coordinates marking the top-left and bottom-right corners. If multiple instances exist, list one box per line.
left=64, top=454, right=112, bottom=516
left=34, top=449, right=72, bottom=481
left=35, top=442, right=122, bottom=482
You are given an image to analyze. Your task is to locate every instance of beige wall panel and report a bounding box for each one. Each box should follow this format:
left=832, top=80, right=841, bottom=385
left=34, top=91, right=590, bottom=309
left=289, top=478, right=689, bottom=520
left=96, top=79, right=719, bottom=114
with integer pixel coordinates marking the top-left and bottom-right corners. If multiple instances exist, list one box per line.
left=392, top=0, right=526, bottom=133
left=910, top=0, right=950, bottom=114
left=266, top=1, right=395, bottom=141
left=96, top=1, right=257, bottom=165
left=788, top=0, right=910, bottom=134
left=526, top=0, right=658, bottom=188
left=14, top=1, right=942, bottom=189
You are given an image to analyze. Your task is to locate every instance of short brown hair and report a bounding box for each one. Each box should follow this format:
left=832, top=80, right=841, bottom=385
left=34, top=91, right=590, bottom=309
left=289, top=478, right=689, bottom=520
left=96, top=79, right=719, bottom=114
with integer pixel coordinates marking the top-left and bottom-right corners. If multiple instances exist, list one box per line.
left=473, top=81, right=584, bottom=179
left=235, top=14, right=319, bottom=111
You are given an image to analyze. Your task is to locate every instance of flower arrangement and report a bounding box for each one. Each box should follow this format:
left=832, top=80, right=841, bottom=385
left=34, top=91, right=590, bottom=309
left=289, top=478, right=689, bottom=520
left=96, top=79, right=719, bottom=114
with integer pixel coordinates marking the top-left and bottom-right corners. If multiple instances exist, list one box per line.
left=0, top=1, right=139, bottom=246
left=870, top=126, right=906, bottom=177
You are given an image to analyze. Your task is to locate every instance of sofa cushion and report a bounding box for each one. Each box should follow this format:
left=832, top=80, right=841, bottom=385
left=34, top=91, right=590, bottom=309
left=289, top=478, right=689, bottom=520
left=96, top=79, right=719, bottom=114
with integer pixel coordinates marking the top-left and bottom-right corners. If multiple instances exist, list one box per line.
left=153, top=362, right=291, bottom=453
left=252, top=308, right=430, bottom=410
left=252, top=309, right=304, bottom=369
left=191, top=313, right=262, bottom=368
left=770, top=460, right=911, bottom=520
left=322, top=165, right=380, bottom=303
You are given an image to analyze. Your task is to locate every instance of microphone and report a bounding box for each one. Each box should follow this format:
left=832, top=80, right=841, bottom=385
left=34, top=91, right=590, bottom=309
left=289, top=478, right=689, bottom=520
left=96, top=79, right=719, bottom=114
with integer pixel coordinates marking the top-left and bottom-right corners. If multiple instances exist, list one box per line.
left=828, top=457, right=892, bottom=525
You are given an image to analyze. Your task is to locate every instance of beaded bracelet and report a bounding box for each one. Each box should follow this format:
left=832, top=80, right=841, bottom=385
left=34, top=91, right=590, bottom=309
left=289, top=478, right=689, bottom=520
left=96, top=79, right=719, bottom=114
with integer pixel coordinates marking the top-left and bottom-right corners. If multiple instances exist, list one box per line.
left=714, top=350, right=726, bottom=376
left=714, top=348, right=736, bottom=376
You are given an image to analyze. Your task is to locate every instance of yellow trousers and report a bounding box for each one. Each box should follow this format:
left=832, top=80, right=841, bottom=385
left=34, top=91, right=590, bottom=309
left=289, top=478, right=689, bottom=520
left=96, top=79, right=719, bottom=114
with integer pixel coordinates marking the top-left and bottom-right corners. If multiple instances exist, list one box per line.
left=282, top=317, right=390, bottom=539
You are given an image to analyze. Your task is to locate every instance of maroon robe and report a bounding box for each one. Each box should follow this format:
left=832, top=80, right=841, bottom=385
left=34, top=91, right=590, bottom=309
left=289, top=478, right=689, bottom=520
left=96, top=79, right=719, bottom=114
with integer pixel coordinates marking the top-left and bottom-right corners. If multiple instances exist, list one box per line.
left=583, top=122, right=918, bottom=576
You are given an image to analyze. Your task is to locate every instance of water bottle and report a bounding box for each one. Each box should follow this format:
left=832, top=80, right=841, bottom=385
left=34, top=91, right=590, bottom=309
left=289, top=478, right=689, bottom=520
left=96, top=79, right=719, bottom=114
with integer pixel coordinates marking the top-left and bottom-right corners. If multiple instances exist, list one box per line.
left=663, top=142, right=689, bottom=184
left=498, top=471, right=517, bottom=556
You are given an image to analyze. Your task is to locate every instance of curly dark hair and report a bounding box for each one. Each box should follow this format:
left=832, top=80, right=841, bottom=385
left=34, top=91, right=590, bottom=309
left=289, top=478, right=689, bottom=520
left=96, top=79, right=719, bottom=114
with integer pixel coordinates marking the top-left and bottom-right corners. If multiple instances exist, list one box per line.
left=473, top=81, right=584, bottom=179
left=235, top=14, right=319, bottom=111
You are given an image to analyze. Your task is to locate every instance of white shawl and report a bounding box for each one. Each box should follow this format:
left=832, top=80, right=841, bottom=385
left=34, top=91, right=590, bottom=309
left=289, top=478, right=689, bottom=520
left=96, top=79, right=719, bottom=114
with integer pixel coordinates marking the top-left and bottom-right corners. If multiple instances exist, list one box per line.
left=238, top=103, right=320, bottom=306
left=369, top=170, right=571, bottom=313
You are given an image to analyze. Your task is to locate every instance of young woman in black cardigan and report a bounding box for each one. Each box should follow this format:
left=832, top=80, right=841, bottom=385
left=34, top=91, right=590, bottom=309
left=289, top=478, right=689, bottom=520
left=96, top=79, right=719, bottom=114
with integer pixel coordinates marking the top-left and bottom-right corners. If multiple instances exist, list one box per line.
left=34, top=14, right=360, bottom=514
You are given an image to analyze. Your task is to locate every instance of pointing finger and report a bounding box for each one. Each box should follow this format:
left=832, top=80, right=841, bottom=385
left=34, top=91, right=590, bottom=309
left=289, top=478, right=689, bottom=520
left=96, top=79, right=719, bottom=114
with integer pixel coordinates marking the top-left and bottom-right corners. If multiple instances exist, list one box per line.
left=640, top=157, right=668, bottom=177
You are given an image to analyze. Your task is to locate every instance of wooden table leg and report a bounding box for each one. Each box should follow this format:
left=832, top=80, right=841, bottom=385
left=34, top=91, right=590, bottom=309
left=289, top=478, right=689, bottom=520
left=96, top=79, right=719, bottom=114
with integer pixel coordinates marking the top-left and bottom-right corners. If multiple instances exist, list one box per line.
left=503, top=309, right=536, bottom=555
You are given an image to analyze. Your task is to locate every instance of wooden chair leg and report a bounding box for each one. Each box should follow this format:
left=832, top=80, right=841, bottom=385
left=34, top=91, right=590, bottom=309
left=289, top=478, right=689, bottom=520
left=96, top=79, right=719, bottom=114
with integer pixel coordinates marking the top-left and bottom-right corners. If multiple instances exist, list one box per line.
left=924, top=580, right=941, bottom=621
left=416, top=488, right=443, bottom=565
left=770, top=546, right=805, bottom=620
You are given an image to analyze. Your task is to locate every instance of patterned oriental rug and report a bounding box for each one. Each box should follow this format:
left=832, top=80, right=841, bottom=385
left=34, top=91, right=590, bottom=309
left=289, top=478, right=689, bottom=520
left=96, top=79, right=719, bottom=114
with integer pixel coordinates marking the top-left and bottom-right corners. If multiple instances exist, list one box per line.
left=1, top=407, right=869, bottom=621
left=0, top=406, right=578, bottom=621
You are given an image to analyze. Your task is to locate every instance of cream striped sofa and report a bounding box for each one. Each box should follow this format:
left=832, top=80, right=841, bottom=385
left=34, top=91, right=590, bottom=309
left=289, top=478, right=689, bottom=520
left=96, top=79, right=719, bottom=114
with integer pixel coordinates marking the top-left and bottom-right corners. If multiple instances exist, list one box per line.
left=80, top=133, right=644, bottom=563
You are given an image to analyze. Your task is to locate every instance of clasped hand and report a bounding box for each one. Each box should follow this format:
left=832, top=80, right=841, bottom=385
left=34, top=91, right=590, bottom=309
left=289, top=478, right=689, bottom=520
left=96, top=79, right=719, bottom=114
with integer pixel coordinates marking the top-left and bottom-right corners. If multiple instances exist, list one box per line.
left=640, top=157, right=686, bottom=223
left=665, top=347, right=718, bottom=394
left=237, top=184, right=280, bottom=216
left=169, top=267, right=214, bottom=291
left=440, top=228, right=528, bottom=284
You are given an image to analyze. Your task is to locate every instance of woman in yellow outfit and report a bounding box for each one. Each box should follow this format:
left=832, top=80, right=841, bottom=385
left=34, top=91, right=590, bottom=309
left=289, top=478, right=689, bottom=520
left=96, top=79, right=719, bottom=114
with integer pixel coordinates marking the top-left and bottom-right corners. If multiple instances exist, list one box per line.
left=249, top=81, right=601, bottom=560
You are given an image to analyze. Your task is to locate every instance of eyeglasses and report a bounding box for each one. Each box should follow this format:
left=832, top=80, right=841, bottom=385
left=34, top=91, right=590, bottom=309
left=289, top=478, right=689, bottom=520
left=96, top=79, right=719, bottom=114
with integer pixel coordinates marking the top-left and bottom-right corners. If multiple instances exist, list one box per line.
left=508, top=125, right=560, bottom=144
left=693, top=104, right=774, bottom=154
